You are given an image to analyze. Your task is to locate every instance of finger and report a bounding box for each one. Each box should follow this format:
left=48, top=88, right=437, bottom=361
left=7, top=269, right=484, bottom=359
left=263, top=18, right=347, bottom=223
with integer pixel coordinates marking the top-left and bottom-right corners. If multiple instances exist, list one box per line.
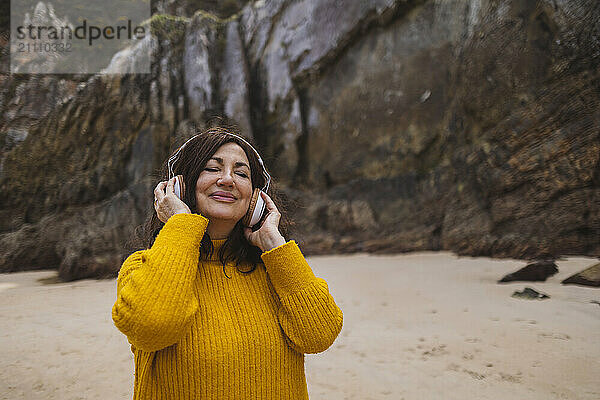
left=154, top=181, right=168, bottom=201
left=165, top=177, right=176, bottom=195
left=261, top=191, right=279, bottom=212
left=154, top=181, right=166, bottom=195
left=262, top=195, right=280, bottom=221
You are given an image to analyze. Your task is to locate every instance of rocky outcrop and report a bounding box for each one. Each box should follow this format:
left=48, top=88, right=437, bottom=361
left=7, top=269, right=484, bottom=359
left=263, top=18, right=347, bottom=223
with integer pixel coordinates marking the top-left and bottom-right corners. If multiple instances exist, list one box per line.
left=0, top=0, right=598, bottom=280
left=562, top=263, right=600, bottom=287
left=498, top=261, right=558, bottom=283
left=0, top=15, right=187, bottom=280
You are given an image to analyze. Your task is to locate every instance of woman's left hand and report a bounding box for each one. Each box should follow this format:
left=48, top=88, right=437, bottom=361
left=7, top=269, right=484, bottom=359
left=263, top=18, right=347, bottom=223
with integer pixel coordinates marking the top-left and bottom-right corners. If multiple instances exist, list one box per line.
left=244, top=191, right=286, bottom=252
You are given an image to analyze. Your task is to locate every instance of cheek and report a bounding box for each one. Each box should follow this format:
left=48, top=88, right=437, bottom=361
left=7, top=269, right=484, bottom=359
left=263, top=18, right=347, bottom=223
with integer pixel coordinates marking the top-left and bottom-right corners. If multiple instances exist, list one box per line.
left=194, top=177, right=211, bottom=204
left=195, top=174, right=211, bottom=193
left=242, top=183, right=254, bottom=202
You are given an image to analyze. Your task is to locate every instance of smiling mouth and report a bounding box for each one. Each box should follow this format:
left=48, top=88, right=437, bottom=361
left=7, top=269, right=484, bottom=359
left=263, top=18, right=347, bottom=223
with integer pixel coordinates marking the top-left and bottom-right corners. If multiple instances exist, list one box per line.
left=210, top=193, right=236, bottom=202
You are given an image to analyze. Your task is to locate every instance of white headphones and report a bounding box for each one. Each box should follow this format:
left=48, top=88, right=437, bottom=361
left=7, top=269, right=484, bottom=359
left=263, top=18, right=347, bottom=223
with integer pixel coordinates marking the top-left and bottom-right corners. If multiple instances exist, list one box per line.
left=167, top=131, right=271, bottom=227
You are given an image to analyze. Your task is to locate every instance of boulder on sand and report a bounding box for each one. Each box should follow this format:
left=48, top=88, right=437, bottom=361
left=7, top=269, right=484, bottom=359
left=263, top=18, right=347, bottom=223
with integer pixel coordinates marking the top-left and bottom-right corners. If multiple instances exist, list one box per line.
left=511, top=287, right=550, bottom=300
left=562, top=263, right=600, bottom=287
left=498, top=261, right=558, bottom=283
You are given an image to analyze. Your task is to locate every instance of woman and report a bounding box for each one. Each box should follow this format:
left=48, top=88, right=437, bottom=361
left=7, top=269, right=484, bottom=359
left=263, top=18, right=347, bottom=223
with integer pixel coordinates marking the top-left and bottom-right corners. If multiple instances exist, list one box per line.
left=112, top=126, right=343, bottom=399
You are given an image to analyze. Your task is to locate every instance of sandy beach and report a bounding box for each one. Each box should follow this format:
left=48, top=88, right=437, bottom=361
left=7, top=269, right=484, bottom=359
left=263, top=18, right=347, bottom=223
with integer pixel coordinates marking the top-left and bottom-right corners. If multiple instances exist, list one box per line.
left=1, top=252, right=598, bottom=400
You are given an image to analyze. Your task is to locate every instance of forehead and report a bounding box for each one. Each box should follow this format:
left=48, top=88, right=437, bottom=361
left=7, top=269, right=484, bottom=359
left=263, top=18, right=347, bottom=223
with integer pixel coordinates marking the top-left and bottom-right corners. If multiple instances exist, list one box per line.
left=211, top=142, right=249, bottom=163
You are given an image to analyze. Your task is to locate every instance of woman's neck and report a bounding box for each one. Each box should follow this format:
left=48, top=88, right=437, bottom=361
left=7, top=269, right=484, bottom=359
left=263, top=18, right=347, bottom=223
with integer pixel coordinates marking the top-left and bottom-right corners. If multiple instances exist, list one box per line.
left=206, top=220, right=236, bottom=240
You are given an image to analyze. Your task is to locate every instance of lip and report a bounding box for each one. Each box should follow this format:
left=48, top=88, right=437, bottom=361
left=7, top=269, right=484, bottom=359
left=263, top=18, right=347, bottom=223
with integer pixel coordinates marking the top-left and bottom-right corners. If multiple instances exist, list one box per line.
left=210, top=191, right=237, bottom=202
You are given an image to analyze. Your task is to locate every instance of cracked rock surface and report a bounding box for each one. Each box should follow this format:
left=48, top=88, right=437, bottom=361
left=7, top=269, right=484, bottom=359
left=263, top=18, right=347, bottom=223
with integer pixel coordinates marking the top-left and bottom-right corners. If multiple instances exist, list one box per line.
left=0, top=0, right=598, bottom=279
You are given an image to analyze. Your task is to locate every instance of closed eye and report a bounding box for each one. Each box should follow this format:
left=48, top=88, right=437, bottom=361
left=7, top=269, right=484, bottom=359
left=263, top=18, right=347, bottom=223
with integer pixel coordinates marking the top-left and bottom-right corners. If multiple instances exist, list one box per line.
left=205, top=167, right=249, bottom=178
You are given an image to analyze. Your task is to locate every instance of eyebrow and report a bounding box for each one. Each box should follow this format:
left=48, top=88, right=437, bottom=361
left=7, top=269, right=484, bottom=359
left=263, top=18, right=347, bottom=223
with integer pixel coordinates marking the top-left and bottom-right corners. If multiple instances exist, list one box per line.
left=210, top=157, right=250, bottom=169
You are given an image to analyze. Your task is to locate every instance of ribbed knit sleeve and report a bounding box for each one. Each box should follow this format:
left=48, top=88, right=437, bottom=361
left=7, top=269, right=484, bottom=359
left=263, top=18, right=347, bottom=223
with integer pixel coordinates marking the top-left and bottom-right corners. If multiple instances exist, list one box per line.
left=261, top=240, right=343, bottom=354
left=112, top=213, right=209, bottom=352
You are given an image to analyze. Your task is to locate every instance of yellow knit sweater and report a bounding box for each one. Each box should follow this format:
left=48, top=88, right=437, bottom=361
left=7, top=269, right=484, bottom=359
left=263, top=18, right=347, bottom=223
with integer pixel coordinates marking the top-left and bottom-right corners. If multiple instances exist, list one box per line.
left=112, top=213, right=343, bottom=399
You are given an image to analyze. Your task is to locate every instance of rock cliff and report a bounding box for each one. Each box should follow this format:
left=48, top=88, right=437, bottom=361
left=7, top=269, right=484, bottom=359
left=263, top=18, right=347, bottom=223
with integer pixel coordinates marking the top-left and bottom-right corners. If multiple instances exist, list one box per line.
left=0, top=0, right=598, bottom=280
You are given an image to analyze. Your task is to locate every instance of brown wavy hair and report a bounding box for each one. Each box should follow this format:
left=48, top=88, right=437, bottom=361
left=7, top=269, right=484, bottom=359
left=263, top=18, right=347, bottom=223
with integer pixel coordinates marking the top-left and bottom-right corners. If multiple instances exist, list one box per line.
left=132, top=125, right=289, bottom=277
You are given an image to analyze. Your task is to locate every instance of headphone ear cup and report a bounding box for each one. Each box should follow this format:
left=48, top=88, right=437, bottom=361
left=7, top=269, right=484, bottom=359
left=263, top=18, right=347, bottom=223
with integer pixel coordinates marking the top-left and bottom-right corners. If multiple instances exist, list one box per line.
left=243, top=189, right=261, bottom=227
left=173, top=175, right=184, bottom=199
left=250, top=191, right=266, bottom=227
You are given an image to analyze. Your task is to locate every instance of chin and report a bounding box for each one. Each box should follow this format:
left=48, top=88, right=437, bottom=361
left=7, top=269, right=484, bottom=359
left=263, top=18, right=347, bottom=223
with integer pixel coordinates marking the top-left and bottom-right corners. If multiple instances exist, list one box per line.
left=210, top=213, right=243, bottom=222
left=204, top=207, right=244, bottom=222
left=198, top=198, right=247, bottom=222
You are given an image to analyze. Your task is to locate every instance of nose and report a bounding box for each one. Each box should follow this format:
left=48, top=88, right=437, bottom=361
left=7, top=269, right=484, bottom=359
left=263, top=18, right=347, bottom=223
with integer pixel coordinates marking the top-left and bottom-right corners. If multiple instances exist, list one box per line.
left=216, top=169, right=234, bottom=187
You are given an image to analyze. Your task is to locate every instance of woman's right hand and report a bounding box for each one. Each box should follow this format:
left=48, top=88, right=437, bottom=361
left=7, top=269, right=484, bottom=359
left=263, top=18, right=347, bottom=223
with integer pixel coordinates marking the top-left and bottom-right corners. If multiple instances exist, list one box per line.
left=154, top=176, right=191, bottom=223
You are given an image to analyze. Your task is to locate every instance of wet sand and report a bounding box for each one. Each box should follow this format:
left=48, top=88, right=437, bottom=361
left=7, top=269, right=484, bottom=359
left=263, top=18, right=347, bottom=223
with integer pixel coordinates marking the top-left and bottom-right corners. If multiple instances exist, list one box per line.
left=1, top=252, right=599, bottom=399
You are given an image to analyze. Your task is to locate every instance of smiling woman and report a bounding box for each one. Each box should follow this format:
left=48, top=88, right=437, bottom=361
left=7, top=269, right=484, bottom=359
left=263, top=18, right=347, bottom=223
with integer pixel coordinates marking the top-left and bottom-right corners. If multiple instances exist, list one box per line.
left=143, top=126, right=278, bottom=271
left=112, top=124, right=343, bottom=400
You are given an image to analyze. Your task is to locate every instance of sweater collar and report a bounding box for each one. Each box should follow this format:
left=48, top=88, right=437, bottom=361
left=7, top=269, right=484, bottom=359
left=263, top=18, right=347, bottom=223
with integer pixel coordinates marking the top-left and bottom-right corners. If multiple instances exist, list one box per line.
left=207, top=238, right=227, bottom=261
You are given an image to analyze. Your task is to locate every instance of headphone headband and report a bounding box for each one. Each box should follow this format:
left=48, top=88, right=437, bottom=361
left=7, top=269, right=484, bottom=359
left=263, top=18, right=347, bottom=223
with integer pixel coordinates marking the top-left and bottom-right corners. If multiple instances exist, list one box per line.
left=167, top=131, right=271, bottom=192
